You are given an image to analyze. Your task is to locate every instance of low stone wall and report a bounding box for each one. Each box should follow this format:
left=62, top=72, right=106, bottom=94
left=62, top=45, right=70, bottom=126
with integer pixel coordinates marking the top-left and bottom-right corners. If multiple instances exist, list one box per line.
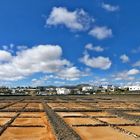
left=42, top=101, right=82, bottom=140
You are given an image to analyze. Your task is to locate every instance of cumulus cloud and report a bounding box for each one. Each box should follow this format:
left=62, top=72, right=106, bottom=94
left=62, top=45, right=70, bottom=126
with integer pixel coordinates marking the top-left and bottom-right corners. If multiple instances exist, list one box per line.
left=47, top=7, right=94, bottom=31
left=115, top=76, right=134, bottom=81
left=0, top=50, right=12, bottom=62
left=133, top=60, right=140, bottom=67
left=85, top=43, right=104, bottom=52
left=46, top=67, right=89, bottom=81
left=54, top=81, right=65, bottom=85
left=101, top=3, right=119, bottom=12
left=89, top=26, right=112, bottom=40
left=57, top=67, right=83, bottom=81
left=2, top=45, right=9, bottom=50
left=127, top=69, right=139, bottom=75
left=0, top=45, right=87, bottom=81
left=80, top=53, right=111, bottom=70
left=120, top=54, right=129, bottom=63
left=113, top=69, right=139, bottom=81
left=2, top=44, right=28, bottom=53
left=31, top=78, right=45, bottom=86
left=12, top=45, right=70, bottom=74
left=16, top=46, right=28, bottom=51
left=89, top=78, right=109, bottom=86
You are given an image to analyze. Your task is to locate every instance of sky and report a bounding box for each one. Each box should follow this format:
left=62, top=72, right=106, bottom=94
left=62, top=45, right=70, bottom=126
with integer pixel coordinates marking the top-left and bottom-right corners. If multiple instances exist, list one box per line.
left=0, top=0, right=140, bottom=87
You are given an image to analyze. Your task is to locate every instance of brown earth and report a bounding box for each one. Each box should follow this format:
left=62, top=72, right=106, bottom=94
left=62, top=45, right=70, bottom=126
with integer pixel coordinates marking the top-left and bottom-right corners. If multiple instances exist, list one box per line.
left=57, top=112, right=86, bottom=117
left=0, top=112, right=16, bottom=117
left=0, top=112, right=56, bottom=140
left=125, top=112, right=140, bottom=116
left=82, top=112, right=113, bottom=116
left=98, top=117, right=135, bottom=124
left=74, top=126, right=136, bottom=140
left=119, top=126, right=140, bottom=136
left=64, top=117, right=102, bottom=125
left=0, top=127, right=55, bottom=140
left=0, top=118, right=11, bottom=125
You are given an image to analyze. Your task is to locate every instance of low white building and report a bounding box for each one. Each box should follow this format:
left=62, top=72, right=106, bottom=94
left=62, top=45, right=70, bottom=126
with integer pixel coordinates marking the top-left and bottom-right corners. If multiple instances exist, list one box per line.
left=82, top=86, right=93, bottom=92
left=56, top=88, right=70, bottom=95
left=101, top=85, right=115, bottom=92
left=128, top=86, right=140, bottom=91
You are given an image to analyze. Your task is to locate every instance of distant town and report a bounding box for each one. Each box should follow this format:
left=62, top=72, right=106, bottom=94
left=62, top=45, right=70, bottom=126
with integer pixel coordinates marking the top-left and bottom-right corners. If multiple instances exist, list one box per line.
left=0, top=84, right=140, bottom=96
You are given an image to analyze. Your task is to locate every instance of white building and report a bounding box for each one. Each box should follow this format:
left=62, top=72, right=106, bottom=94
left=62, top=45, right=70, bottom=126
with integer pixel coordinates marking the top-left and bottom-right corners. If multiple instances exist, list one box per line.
left=102, top=86, right=108, bottom=90
left=128, top=86, right=140, bottom=91
left=82, top=86, right=93, bottom=92
left=56, top=88, right=70, bottom=95
left=101, top=85, right=115, bottom=92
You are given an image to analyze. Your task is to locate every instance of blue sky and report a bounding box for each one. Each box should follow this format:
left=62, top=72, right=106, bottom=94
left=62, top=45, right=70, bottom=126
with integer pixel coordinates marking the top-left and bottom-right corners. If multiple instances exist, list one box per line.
left=0, top=0, right=140, bottom=87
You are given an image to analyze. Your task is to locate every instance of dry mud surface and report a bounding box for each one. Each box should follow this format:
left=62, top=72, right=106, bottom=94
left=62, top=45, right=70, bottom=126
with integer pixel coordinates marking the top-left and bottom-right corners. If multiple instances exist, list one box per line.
left=0, top=94, right=140, bottom=140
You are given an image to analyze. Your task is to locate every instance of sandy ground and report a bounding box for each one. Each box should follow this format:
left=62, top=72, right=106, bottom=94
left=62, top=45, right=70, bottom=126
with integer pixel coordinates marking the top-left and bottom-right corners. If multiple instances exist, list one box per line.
left=98, top=117, right=135, bottom=124
left=11, top=103, right=27, bottom=107
left=47, top=103, right=61, bottom=107
left=57, top=112, right=114, bottom=117
left=0, top=95, right=140, bottom=139
left=96, top=103, right=139, bottom=109
left=0, top=103, right=10, bottom=107
left=48, top=103, right=67, bottom=109
left=58, top=103, right=92, bottom=109
left=57, top=112, right=86, bottom=117
left=119, top=126, right=140, bottom=135
left=82, top=112, right=113, bottom=116
left=0, top=112, right=16, bottom=117
left=125, top=112, right=140, bottom=116
left=19, top=112, right=43, bottom=117
left=0, top=118, right=11, bottom=125
left=25, top=103, right=43, bottom=110
left=48, top=103, right=91, bottom=109
left=4, top=107, right=23, bottom=110
left=12, top=118, right=44, bottom=126
left=74, top=126, right=136, bottom=140
left=0, top=112, right=56, bottom=140
left=64, top=118, right=102, bottom=125
left=0, top=127, right=55, bottom=140
left=49, top=102, right=140, bottom=110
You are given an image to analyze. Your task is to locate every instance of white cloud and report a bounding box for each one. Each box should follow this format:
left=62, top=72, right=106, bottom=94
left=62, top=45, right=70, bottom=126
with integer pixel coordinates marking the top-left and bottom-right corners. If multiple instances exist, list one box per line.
left=1, top=44, right=28, bottom=53
left=89, top=78, right=109, bottom=85
left=100, top=78, right=107, bottom=82
left=113, top=69, right=139, bottom=81
left=133, top=60, right=140, bottom=67
left=115, top=76, right=134, bottom=81
left=120, top=54, right=129, bottom=63
left=47, top=7, right=94, bottom=31
left=127, top=69, right=139, bottom=75
left=102, top=3, right=119, bottom=12
left=0, top=45, right=70, bottom=81
left=57, top=67, right=82, bottom=81
left=0, top=45, right=88, bottom=81
left=2, top=45, right=9, bottom=50
left=85, top=43, right=104, bottom=52
left=31, top=78, right=45, bottom=86
left=89, top=26, right=112, bottom=40
left=80, top=53, right=111, bottom=70
left=46, top=67, right=88, bottom=81
left=16, top=45, right=28, bottom=51
left=0, top=50, right=12, bottom=62
left=31, top=66, right=87, bottom=86
left=13, top=45, right=70, bottom=74
left=54, top=81, right=65, bottom=84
